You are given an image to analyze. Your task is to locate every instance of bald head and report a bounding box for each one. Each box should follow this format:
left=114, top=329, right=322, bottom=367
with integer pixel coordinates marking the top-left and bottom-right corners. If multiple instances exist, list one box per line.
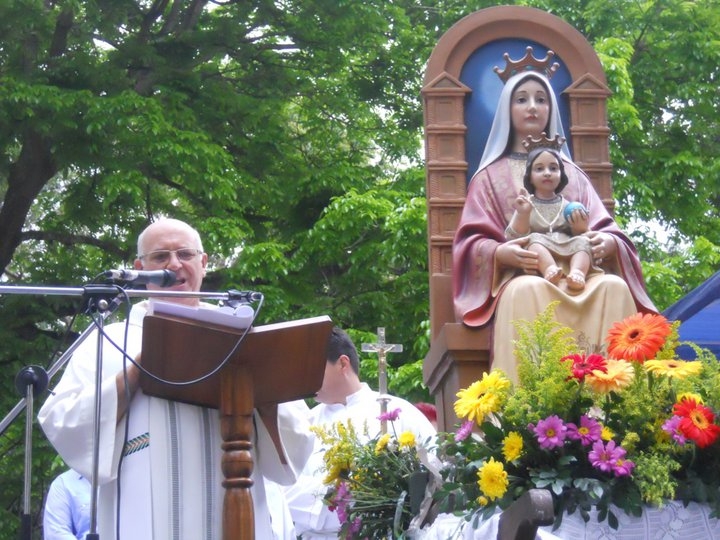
left=137, top=218, right=203, bottom=257
left=134, top=218, right=208, bottom=306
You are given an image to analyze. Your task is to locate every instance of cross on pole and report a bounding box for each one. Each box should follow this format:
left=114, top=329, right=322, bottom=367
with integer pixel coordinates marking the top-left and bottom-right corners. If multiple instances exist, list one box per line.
left=361, top=327, right=402, bottom=434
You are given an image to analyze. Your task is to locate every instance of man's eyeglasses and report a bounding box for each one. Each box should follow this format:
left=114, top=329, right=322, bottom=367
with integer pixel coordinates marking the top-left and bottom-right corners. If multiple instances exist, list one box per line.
left=139, top=248, right=203, bottom=265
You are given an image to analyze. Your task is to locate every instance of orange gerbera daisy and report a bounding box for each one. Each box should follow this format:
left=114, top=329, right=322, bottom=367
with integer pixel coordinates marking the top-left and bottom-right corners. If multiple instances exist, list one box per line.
left=673, top=397, right=720, bottom=448
left=605, top=313, right=672, bottom=362
left=585, top=359, right=635, bottom=394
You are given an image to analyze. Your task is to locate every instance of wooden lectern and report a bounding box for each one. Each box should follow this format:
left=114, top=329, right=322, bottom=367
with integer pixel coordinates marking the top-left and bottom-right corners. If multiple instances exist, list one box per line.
left=140, top=313, right=333, bottom=540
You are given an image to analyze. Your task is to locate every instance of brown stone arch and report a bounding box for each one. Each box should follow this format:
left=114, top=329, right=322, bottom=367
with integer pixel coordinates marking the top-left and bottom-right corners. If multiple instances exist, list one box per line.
left=422, top=6, right=612, bottom=430
left=424, top=6, right=607, bottom=88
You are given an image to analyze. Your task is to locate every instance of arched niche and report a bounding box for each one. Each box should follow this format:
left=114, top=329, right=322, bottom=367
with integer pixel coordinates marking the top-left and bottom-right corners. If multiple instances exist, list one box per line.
left=422, top=6, right=612, bottom=430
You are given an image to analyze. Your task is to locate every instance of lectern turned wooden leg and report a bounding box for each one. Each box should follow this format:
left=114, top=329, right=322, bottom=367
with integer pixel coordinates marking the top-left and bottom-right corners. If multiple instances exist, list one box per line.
left=220, top=365, right=255, bottom=540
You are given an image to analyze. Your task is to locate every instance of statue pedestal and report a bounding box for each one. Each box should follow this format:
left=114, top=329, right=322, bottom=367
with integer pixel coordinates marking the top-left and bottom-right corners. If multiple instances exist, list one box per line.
left=423, top=322, right=489, bottom=430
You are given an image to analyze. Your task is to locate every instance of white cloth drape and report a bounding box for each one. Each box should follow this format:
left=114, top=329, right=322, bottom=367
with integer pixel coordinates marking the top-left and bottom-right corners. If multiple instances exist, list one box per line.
left=417, top=502, right=720, bottom=539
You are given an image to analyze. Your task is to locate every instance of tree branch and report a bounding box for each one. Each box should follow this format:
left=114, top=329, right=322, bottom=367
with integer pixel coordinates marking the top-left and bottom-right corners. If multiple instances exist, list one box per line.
left=48, top=8, right=74, bottom=58
left=19, top=230, right=129, bottom=259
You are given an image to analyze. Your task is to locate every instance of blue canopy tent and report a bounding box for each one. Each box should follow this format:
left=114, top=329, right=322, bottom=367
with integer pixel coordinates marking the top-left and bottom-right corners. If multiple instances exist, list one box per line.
left=662, top=270, right=720, bottom=359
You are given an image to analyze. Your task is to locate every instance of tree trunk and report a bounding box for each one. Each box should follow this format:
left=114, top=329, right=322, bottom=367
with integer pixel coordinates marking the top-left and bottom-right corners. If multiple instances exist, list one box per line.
left=0, top=130, right=56, bottom=275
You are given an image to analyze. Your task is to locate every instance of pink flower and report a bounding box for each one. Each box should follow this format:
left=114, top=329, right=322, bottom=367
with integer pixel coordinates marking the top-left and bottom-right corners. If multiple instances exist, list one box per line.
left=589, top=440, right=626, bottom=474
left=566, top=415, right=602, bottom=446
left=562, top=353, right=607, bottom=381
left=613, top=457, right=635, bottom=477
left=378, top=407, right=401, bottom=422
left=532, top=415, right=567, bottom=449
left=332, top=481, right=353, bottom=523
left=455, top=420, right=474, bottom=442
left=662, top=415, right=687, bottom=445
left=348, top=516, right=362, bottom=535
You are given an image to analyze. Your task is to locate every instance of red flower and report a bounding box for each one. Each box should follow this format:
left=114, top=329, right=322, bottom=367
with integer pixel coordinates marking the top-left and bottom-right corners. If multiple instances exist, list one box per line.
left=673, top=398, right=720, bottom=448
left=562, top=353, right=607, bottom=381
left=605, top=313, right=672, bottom=363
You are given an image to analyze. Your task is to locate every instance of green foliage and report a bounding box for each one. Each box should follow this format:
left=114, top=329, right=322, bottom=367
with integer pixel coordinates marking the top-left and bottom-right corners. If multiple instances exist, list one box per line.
left=435, top=306, right=720, bottom=530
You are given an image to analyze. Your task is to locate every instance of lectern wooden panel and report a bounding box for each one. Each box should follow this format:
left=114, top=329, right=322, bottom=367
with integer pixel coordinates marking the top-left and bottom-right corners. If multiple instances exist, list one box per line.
left=140, top=313, right=333, bottom=540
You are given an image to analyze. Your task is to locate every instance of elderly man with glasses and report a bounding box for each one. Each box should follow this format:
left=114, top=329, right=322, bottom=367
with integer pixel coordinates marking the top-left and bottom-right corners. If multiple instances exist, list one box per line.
left=39, top=217, right=313, bottom=540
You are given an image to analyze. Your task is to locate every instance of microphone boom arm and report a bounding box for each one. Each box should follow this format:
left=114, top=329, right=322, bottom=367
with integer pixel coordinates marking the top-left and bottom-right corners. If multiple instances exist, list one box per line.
left=0, top=284, right=263, bottom=436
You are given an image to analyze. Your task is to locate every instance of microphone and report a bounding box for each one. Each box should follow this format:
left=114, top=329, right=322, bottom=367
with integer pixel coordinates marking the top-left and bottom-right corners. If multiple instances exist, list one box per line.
left=227, top=289, right=263, bottom=303
left=104, top=269, right=177, bottom=287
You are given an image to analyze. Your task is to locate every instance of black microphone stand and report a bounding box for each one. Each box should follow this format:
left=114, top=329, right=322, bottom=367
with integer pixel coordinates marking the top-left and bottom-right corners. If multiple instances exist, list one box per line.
left=15, top=365, right=48, bottom=540
left=0, top=283, right=258, bottom=540
left=83, top=287, right=123, bottom=540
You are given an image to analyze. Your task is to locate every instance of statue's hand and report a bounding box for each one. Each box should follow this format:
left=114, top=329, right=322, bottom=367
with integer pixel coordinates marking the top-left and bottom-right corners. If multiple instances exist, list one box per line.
left=585, top=231, right=616, bottom=263
left=566, top=206, right=589, bottom=234
left=513, top=187, right=532, bottom=215
left=495, top=237, right=537, bottom=272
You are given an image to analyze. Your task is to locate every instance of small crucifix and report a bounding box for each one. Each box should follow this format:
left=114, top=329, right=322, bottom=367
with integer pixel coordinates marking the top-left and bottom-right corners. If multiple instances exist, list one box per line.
left=361, top=327, right=403, bottom=434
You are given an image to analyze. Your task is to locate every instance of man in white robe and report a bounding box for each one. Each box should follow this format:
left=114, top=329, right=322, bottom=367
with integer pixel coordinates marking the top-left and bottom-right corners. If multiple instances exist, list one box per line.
left=283, top=327, right=437, bottom=539
left=39, top=218, right=313, bottom=540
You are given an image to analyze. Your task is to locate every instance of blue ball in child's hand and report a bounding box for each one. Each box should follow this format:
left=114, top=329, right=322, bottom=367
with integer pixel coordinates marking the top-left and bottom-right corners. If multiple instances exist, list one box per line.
left=563, top=202, right=588, bottom=222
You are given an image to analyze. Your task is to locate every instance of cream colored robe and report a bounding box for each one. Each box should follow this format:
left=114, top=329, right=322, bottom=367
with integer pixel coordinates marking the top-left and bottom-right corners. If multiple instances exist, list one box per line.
left=39, top=302, right=313, bottom=539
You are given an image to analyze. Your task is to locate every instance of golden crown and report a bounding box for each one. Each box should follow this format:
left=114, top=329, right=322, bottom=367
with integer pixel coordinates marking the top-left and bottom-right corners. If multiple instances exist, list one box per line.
left=522, top=133, right=566, bottom=153
left=494, top=46, right=560, bottom=83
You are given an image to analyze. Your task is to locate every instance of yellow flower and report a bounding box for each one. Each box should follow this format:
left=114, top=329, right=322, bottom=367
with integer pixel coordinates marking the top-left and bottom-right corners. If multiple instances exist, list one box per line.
left=322, top=440, right=353, bottom=484
left=398, top=431, right=416, bottom=449
left=586, top=359, right=634, bottom=393
left=353, top=466, right=368, bottom=485
left=644, top=359, right=702, bottom=379
left=477, top=495, right=489, bottom=506
left=477, top=457, right=508, bottom=501
left=315, top=420, right=363, bottom=484
left=454, top=370, right=511, bottom=424
left=601, top=426, right=614, bottom=441
left=502, top=432, right=524, bottom=462
left=309, top=424, right=326, bottom=436
left=678, top=392, right=704, bottom=405
left=375, top=433, right=391, bottom=454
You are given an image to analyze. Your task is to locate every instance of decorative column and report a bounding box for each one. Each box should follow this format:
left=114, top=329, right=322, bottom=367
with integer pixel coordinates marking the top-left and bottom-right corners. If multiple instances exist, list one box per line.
left=422, top=72, right=471, bottom=338
left=563, top=74, right=614, bottom=214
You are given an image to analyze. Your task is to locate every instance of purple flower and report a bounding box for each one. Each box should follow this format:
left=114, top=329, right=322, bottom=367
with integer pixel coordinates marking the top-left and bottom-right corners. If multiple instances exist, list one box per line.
left=378, top=407, right=401, bottom=422
left=613, top=457, right=635, bottom=477
left=332, top=481, right=353, bottom=524
left=335, top=502, right=349, bottom=524
left=589, top=440, right=625, bottom=474
left=662, top=415, right=687, bottom=445
left=566, top=415, right=602, bottom=446
left=348, top=516, right=362, bottom=536
left=533, top=415, right=567, bottom=449
left=455, top=420, right=474, bottom=442
left=335, top=481, right=351, bottom=501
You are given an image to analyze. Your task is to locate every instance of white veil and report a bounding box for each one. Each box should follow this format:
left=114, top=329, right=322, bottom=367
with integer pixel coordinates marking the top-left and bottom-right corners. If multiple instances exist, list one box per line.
left=474, top=70, right=572, bottom=174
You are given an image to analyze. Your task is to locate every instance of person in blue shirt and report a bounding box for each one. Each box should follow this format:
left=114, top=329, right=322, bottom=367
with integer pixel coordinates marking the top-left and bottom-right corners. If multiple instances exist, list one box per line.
left=43, top=469, right=91, bottom=540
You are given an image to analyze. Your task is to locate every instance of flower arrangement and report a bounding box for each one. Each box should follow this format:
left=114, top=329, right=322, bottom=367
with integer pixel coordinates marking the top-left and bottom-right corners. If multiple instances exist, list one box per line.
left=312, top=408, right=431, bottom=539
left=434, top=303, right=720, bottom=530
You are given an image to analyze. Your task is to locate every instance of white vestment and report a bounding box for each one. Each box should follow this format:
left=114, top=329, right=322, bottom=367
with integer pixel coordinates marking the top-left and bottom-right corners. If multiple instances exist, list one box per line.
left=39, top=302, right=313, bottom=540
left=284, top=383, right=437, bottom=539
